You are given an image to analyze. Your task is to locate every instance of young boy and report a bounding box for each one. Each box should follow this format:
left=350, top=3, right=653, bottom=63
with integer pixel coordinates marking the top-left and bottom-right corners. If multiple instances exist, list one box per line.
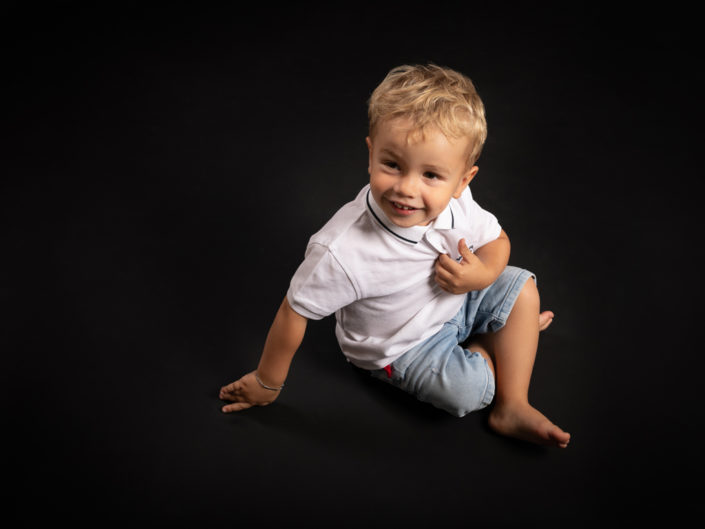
left=220, top=64, right=570, bottom=448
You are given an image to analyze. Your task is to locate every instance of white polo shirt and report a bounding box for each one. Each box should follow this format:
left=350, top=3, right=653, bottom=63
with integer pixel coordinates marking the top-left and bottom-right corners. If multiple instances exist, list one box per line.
left=287, top=183, right=502, bottom=370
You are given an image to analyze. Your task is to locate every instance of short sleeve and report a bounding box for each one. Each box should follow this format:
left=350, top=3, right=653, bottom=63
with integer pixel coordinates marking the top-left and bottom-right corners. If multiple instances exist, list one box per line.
left=286, top=243, right=359, bottom=320
left=460, top=188, right=502, bottom=249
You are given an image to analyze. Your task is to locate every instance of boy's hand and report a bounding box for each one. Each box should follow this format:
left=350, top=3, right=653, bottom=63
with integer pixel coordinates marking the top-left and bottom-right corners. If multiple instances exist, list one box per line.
left=435, top=238, right=493, bottom=294
left=219, top=371, right=281, bottom=413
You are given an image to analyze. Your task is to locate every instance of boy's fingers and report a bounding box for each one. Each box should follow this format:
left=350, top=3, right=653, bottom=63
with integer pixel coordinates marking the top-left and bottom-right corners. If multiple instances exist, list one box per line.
left=222, top=401, right=252, bottom=413
left=457, top=238, right=475, bottom=261
left=434, top=261, right=452, bottom=281
left=434, top=268, right=453, bottom=289
left=437, top=262, right=454, bottom=279
left=219, top=381, right=243, bottom=400
left=436, top=253, right=459, bottom=272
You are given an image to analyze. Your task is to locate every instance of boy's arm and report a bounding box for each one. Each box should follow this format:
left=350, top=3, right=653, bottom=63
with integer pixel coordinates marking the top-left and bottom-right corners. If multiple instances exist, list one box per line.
left=219, top=296, right=307, bottom=413
left=434, top=230, right=510, bottom=294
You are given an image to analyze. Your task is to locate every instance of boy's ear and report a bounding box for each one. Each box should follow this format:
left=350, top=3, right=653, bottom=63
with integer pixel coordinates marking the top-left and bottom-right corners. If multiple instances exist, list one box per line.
left=453, top=165, right=479, bottom=198
left=365, top=136, right=373, bottom=173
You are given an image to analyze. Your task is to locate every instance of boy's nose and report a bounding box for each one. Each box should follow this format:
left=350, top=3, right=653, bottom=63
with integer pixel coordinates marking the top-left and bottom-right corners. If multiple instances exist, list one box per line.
left=395, top=174, right=419, bottom=197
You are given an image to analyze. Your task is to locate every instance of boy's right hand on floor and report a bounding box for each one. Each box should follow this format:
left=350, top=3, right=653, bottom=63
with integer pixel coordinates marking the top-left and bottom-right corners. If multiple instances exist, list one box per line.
left=219, top=371, right=281, bottom=412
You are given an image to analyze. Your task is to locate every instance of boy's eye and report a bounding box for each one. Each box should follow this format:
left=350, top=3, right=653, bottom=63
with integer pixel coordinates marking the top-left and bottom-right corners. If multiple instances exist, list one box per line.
left=383, top=161, right=399, bottom=170
left=424, top=172, right=439, bottom=179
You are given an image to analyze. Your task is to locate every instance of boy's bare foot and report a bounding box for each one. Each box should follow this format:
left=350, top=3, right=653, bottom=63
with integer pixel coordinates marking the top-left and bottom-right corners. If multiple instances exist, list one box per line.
left=488, top=400, right=570, bottom=448
left=539, top=310, right=554, bottom=331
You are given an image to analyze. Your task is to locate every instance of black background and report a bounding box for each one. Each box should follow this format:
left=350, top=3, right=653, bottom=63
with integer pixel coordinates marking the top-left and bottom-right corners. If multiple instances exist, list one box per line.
left=4, top=2, right=703, bottom=526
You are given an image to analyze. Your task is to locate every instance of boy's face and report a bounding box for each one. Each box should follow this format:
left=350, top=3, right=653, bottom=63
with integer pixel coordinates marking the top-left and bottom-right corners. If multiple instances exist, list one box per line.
left=366, top=118, right=478, bottom=228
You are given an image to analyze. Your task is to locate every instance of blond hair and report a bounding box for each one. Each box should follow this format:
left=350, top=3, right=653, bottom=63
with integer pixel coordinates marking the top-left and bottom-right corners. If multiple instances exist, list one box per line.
left=367, top=64, right=487, bottom=167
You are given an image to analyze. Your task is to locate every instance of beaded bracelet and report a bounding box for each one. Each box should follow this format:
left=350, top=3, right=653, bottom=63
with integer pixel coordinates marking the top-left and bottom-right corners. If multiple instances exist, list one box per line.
left=255, top=373, right=284, bottom=391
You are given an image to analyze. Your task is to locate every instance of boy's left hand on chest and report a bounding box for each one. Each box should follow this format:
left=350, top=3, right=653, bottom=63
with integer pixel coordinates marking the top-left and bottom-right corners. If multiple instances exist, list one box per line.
left=434, top=238, right=491, bottom=294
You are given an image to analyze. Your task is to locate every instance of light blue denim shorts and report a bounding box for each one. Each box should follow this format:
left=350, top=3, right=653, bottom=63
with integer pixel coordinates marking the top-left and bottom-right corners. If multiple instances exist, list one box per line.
left=371, top=266, right=535, bottom=417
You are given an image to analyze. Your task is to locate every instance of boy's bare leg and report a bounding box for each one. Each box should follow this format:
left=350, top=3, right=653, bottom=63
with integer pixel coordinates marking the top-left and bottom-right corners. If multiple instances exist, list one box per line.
left=469, top=283, right=570, bottom=448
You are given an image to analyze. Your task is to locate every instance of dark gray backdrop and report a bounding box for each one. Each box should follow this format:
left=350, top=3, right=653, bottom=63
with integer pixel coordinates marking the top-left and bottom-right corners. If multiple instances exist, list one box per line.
left=4, top=2, right=702, bottom=526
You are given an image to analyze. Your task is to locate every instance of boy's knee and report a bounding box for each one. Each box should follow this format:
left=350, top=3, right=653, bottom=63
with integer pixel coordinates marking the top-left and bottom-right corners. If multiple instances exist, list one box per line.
left=469, top=340, right=495, bottom=378
left=517, top=275, right=540, bottom=310
left=441, top=377, right=495, bottom=417
left=421, top=352, right=496, bottom=417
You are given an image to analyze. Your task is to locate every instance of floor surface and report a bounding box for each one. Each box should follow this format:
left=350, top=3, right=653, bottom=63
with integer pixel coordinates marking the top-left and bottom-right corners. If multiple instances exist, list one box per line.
left=4, top=3, right=702, bottom=526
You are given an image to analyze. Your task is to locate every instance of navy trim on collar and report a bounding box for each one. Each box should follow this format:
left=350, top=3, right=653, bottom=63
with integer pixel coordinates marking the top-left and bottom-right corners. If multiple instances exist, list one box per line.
left=366, top=190, right=419, bottom=244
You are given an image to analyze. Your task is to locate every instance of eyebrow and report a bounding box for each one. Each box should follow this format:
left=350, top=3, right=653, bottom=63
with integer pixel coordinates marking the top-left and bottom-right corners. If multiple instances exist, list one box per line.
left=423, top=163, right=450, bottom=174
left=379, top=147, right=400, bottom=158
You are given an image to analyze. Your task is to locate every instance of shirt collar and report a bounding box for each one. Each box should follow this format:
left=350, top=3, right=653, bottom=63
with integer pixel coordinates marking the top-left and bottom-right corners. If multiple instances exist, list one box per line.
left=365, top=189, right=455, bottom=244
left=430, top=201, right=455, bottom=231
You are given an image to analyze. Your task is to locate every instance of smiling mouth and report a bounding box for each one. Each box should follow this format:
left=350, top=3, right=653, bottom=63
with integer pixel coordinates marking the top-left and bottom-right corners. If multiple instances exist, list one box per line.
left=391, top=201, right=418, bottom=211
